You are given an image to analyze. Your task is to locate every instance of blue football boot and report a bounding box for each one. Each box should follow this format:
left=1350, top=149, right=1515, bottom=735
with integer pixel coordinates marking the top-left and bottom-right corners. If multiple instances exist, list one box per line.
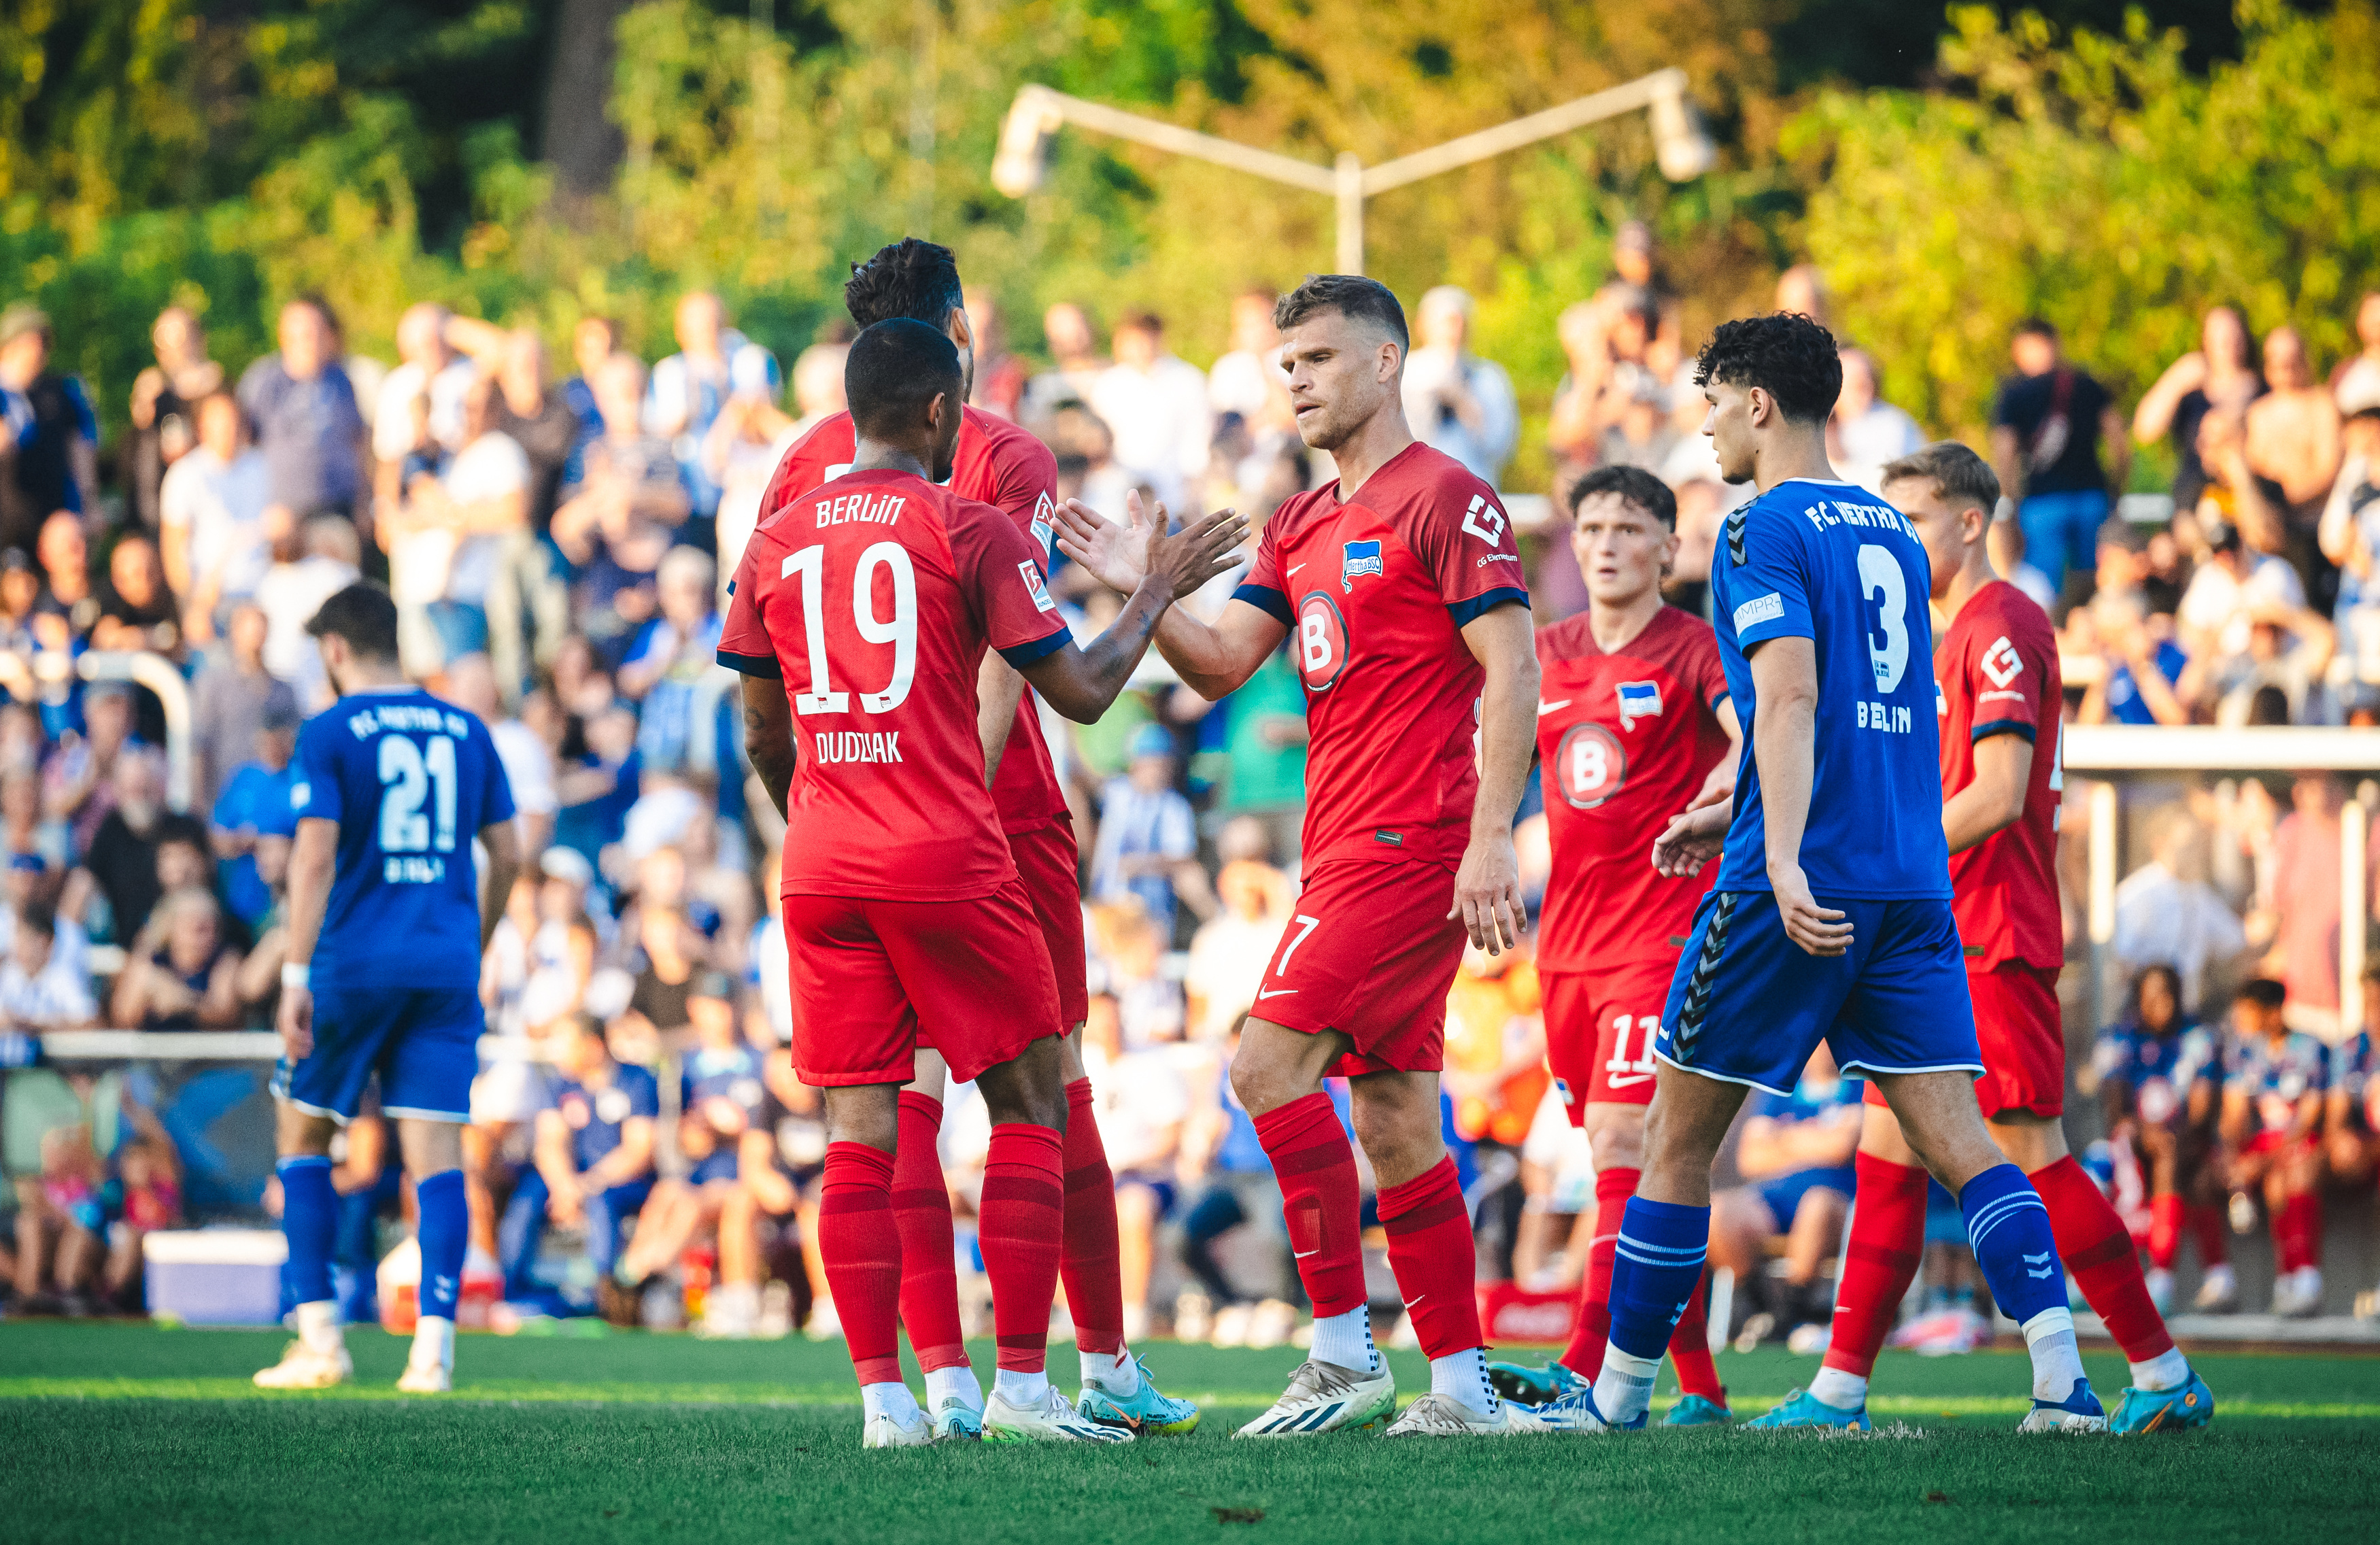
left=2109, top=1370, right=2214, bottom=1435
left=1662, top=1392, right=1733, bottom=1427
left=1077, top=1355, right=1202, bottom=1435
left=1744, top=1387, right=1870, bottom=1431
left=1486, top=1359, right=1587, bottom=1406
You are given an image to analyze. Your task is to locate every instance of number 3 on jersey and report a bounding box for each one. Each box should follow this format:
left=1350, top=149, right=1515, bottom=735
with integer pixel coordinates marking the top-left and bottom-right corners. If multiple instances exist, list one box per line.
left=784, top=542, right=917, bottom=714
left=1856, top=543, right=1913, bottom=692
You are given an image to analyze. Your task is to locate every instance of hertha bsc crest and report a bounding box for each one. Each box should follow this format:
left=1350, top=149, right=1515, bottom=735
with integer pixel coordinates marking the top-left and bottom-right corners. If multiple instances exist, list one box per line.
left=1342, top=539, right=1384, bottom=592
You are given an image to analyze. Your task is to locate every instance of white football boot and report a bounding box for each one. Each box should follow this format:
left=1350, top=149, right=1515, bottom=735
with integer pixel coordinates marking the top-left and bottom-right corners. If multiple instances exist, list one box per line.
left=1233, top=1359, right=1397, bottom=1438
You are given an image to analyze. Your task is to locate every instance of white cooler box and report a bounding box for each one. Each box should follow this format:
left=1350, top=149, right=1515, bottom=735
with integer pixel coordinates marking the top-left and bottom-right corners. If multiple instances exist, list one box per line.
left=143, top=1229, right=287, bottom=1325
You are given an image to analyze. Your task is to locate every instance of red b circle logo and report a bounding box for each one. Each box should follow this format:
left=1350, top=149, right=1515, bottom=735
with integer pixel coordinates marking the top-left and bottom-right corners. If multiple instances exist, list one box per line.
left=1554, top=722, right=1628, bottom=809
left=1295, top=592, right=1348, bottom=692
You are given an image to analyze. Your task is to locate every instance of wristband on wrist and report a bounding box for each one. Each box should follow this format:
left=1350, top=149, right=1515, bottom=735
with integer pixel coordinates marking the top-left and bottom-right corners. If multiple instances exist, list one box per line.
left=281, top=962, right=311, bottom=991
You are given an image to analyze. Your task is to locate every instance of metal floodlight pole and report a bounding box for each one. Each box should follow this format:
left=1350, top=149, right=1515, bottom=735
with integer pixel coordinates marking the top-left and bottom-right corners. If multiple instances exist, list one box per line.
left=991, top=69, right=1714, bottom=275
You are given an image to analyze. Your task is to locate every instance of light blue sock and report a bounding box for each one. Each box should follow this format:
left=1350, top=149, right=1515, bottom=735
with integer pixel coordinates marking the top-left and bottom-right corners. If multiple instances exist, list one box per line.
left=279, top=1157, right=337, bottom=1308
left=414, top=1168, right=469, bottom=1323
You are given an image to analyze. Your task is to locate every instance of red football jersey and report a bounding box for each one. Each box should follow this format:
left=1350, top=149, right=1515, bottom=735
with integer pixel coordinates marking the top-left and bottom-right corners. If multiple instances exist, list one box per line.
left=1937, top=579, right=2063, bottom=972
left=718, top=468, right=1071, bottom=902
left=761, top=406, right=1067, bottom=833
left=1235, top=442, right=1528, bottom=870
left=1533, top=607, right=1733, bottom=973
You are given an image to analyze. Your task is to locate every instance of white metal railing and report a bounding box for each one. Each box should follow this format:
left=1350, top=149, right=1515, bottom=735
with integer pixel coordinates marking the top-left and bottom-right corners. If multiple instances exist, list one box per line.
left=2064, top=724, right=2380, bottom=1034
left=0, top=650, right=197, bottom=813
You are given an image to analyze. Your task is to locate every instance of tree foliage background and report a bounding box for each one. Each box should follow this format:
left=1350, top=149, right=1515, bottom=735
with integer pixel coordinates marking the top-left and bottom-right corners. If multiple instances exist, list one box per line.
left=0, top=0, right=2362, bottom=492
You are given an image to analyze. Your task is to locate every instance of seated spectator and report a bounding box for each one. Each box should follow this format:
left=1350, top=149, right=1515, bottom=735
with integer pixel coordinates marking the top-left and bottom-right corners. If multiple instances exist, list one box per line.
left=254, top=515, right=361, bottom=711
left=501, top=1014, right=658, bottom=1319
left=90, top=531, right=180, bottom=660
left=2092, top=962, right=2228, bottom=1311
left=70, top=748, right=208, bottom=944
left=553, top=354, right=687, bottom=655
left=552, top=698, right=641, bottom=876
left=159, top=392, right=272, bottom=646
left=1022, top=301, right=1109, bottom=427
left=34, top=509, right=97, bottom=642
left=1183, top=835, right=1293, bottom=1043
left=2177, top=508, right=2305, bottom=676
left=1080, top=991, right=1190, bottom=1344
left=0, top=903, right=97, bottom=1029
left=1174, top=1019, right=1309, bottom=1344
left=2211, top=609, right=2335, bottom=726
left=617, top=973, right=765, bottom=1324
left=2218, top=979, right=2329, bottom=1317
left=607, top=899, right=702, bottom=1068
left=1707, top=1045, right=1862, bottom=1343
left=0, top=769, right=69, bottom=881
left=208, top=685, right=301, bottom=931
left=2112, top=805, right=2251, bottom=1015
left=619, top=548, right=723, bottom=775
left=111, top=887, right=243, bottom=1030
left=2077, top=590, right=2190, bottom=726
left=1089, top=725, right=1211, bottom=940
left=107, top=1125, right=184, bottom=1310
left=14, top=1121, right=104, bottom=1314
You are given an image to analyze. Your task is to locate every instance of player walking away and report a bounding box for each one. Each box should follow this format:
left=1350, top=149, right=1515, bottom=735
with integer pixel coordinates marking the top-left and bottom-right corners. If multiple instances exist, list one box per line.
left=1053, top=275, right=1542, bottom=1438
left=719, top=320, right=1241, bottom=1448
left=1520, top=313, right=2107, bottom=1437
left=1752, top=441, right=2211, bottom=1435
left=760, top=239, right=1195, bottom=1439
left=254, top=582, right=522, bottom=1393
left=1484, top=466, right=1741, bottom=1425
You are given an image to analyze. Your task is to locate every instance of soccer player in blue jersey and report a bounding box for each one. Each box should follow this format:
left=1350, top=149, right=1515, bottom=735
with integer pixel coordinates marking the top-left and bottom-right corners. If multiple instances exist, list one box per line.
left=254, top=583, right=520, bottom=1392
left=1514, top=312, right=2106, bottom=1436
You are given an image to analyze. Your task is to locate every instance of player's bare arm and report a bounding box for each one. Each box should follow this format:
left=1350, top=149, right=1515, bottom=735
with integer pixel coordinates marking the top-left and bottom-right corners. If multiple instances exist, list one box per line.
left=476, top=817, right=521, bottom=954
left=1688, top=698, right=1744, bottom=811
left=1747, top=635, right=1851, bottom=957
left=1450, top=602, right=1537, bottom=953
left=274, top=815, right=339, bottom=1061
left=1942, top=732, right=2035, bottom=854
left=1051, top=491, right=1287, bottom=698
left=1023, top=503, right=1251, bottom=720
left=740, top=677, right=798, bottom=819
left=975, top=649, right=1026, bottom=785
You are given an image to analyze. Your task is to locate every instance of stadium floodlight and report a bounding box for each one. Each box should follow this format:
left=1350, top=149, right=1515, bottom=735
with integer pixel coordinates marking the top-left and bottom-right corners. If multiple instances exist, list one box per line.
left=989, top=67, right=1714, bottom=275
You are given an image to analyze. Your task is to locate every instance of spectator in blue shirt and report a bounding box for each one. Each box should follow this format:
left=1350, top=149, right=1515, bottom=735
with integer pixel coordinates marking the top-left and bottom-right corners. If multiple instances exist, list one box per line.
left=235, top=298, right=367, bottom=526
left=500, top=1015, right=658, bottom=1317
left=644, top=292, right=778, bottom=542
left=1089, top=724, right=1210, bottom=939
left=208, top=683, right=302, bottom=930
left=2083, top=589, right=2192, bottom=726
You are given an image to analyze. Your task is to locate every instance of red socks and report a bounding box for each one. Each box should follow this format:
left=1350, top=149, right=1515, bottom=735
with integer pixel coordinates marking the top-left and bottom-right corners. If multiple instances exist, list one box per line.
left=819, top=1142, right=903, bottom=1385
left=1667, top=1272, right=1724, bottom=1400
left=1821, top=1152, right=1930, bottom=1380
left=1558, top=1166, right=1635, bottom=1376
left=890, top=1092, right=968, bottom=1372
left=1251, top=1092, right=1365, bottom=1318
left=2147, top=1193, right=2184, bottom=1270
left=1378, top=1156, right=1482, bottom=1358
left=2276, top=1193, right=2323, bottom=1274
left=2031, top=1155, right=2174, bottom=1364
left=2190, top=1204, right=2230, bottom=1266
left=981, top=1123, right=1066, bottom=1372
left=1060, top=1079, right=1125, bottom=1356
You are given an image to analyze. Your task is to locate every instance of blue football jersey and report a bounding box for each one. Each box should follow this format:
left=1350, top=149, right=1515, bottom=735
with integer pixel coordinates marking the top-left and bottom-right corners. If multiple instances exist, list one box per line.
left=1708, top=479, right=1950, bottom=899
left=292, top=687, right=516, bottom=989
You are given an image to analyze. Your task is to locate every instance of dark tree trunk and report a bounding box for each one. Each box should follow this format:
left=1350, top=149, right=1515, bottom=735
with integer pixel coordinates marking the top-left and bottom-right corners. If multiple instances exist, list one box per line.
left=541, top=0, right=630, bottom=201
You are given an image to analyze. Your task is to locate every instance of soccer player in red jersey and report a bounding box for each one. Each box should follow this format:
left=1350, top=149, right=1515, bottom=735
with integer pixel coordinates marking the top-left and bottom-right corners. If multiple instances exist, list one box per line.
left=719, top=319, right=1242, bottom=1447
left=761, top=240, right=1197, bottom=1438
left=1482, top=465, right=1743, bottom=1424
left=1752, top=441, right=2213, bottom=1434
left=1053, top=275, right=1542, bottom=1438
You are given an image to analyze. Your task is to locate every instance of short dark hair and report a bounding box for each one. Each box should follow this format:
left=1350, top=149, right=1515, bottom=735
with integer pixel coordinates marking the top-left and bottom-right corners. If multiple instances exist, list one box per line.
left=1274, top=275, right=1408, bottom=355
left=844, top=239, right=964, bottom=330
left=1880, top=441, right=2001, bottom=515
left=2013, top=316, right=2058, bottom=342
left=1569, top=465, right=1678, bottom=530
left=1693, top=313, right=1841, bottom=424
left=2237, top=977, right=2288, bottom=1011
left=304, top=581, right=400, bottom=662
left=844, top=318, right=964, bottom=437
left=1118, top=311, right=1163, bottom=336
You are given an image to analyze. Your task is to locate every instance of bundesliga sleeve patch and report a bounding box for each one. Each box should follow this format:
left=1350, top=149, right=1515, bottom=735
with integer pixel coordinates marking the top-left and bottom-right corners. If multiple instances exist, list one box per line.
left=1733, top=592, right=1786, bottom=631
left=1019, top=560, right=1058, bottom=613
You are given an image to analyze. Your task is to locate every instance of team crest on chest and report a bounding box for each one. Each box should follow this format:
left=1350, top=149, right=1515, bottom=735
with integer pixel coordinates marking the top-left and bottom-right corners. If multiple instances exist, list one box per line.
left=1341, top=539, right=1384, bottom=592
left=1615, top=680, right=1662, bottom=730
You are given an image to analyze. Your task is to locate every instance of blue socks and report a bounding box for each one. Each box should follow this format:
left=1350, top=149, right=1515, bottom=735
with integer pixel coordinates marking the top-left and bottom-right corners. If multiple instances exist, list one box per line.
left=414, top=1168, right=469, bottom=1323
left=279, top=1156, right=338, bottom=1308
left=1960, top=1161, right=2088, bottom=1402
left=1594, top=1196, right=1710, bottom=1426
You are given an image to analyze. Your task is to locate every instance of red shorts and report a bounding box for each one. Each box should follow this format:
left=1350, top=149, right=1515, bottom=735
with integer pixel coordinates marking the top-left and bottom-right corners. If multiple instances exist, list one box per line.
left=1863, top=961, right=2062, bottom=1119
left=1541, top=957, right=1676, bottom=1123
left=1251, top=860, right=1466, bottom=1078
left=1008, top=816, right=1089, bottom=1030
left=781, top=881, right=1061, bottom=1087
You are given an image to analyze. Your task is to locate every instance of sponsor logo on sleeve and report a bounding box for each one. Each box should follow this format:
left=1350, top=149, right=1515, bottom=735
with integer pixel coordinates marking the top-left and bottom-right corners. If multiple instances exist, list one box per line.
left=1981, top=634, right=2024, bottom=687
left=1341, top=539, right=1384, bottom=592
left=1731, top=592, right=1785, bottom=632
left=1019, top=560, right=1058, bottom=613
left=1461, top=492, right=1508, bottom=545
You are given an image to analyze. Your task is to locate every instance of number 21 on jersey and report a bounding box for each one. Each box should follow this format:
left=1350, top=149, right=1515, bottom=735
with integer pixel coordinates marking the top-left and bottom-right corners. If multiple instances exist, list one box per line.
left=379, top=734, right=456, bottom=882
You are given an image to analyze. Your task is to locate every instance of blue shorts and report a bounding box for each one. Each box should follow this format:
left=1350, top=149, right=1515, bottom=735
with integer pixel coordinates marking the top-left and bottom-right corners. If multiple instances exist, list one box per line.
left=2017, top=488, right=2109, bottom=591
left=1657, top=891, right=1981, bottom=1096
left=1756, top=1166, right=1854, bottom=1233
left=273, top=980, right=483, bottom=1124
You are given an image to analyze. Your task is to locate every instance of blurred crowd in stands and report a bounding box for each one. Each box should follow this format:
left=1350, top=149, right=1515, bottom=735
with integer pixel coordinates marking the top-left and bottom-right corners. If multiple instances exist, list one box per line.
left=3, top=229, right=2379, bottom=1338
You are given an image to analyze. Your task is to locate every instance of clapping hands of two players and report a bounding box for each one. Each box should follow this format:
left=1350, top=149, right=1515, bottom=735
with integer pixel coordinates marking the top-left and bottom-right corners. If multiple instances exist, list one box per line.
left=1053, top=490, right=1249, bottom=600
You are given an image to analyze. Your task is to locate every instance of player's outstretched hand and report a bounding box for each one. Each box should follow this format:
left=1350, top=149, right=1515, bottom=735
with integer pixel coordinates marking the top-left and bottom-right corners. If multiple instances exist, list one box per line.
left=1771, top=862, right=1852, bottom=957
left=1650, top=801, right=1730, bottom=877
left=276, top=983, right=314, bottom=1062
left=1142, top=502, right=1249, bottom=600
left=1450, top=830, right=1526, bottom=956
left=1053, top=494, right=1150, bottom=594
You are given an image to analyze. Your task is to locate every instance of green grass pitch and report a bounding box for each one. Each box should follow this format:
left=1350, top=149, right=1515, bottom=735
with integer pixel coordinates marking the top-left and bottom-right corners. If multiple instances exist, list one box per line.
left=4, top=1322, right=2377, bottom=1544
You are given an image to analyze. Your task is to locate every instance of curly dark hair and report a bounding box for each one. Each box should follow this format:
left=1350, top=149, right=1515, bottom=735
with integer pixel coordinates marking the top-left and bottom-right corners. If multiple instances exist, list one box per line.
left=1693, top=311, right=1841, bottom=424
left=1568, top=464, right=1678, bottom=529
left=1273, top=274, right=1408, bottom=354
left=844, top=238, right=964, bottom=330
